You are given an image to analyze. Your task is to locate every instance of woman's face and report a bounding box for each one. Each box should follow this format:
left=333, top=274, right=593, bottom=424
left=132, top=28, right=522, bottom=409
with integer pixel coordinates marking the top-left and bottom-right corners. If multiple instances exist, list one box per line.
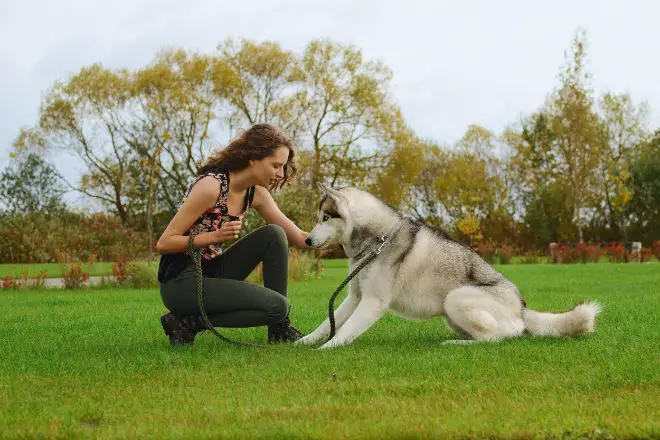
left=251, top=146, right=290, bottom=188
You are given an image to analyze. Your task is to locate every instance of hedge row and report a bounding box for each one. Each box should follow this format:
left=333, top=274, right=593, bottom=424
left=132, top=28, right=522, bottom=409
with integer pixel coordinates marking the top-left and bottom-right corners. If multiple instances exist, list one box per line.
left=0, top=212, right=147, bottom=264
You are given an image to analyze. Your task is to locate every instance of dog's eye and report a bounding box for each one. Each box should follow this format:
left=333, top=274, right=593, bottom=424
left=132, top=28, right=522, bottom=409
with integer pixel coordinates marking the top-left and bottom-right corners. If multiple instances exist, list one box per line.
left=322, top=214, right=330, bottom=222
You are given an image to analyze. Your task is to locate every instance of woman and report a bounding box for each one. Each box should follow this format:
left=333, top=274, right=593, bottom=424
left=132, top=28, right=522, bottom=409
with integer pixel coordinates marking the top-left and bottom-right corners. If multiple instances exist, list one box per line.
left=156, top=123, right=309, bottom=346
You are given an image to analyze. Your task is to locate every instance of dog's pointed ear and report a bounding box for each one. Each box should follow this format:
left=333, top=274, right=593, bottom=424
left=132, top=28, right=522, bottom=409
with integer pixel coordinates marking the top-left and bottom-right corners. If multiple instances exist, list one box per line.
left=318, top=182, right=344, bottom=202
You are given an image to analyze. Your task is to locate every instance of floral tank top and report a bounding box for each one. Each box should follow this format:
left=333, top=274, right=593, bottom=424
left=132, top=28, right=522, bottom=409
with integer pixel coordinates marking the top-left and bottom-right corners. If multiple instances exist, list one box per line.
left=157, top=171, right=255, bottom=283
left=184, top=171, right=254, bottom=260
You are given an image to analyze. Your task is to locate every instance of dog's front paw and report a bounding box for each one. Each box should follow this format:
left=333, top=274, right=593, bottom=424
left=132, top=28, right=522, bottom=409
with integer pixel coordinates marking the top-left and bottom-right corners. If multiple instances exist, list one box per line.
left=295, top=333, right=325, bottom=346
left=317, top=338, right=345, bottom=350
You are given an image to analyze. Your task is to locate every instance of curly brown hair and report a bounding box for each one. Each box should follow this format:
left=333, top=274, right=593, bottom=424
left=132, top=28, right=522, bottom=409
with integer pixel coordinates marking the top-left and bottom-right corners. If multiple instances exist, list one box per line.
left=198, top=123, right=297, bottom=190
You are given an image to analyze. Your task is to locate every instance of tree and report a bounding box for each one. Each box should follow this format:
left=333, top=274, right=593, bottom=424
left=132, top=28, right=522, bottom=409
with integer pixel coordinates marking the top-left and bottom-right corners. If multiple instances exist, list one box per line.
left=509, top=30, right=606, bottom=243
left=509, top=112, right=556, bottom=192
left=293, top=40, right=397, bottom=190
left=404, top=140, right=448, bottom=226
left=371, top=124, right=427, bottom=212
left=14, top=64, right=134, bottom=222
left=627, top=131, right=660, bottom=243
left=0, top=153, right=67, bottom=215
left=216, top=39, right=300, bottom=137
left=14, top=51, right=226, bottom=254
left=131, top=49, right=223, bottom=208
left=597, top=92, right=650, bottom=241
left=547, top=30, right=606, bottom=242
left=523, top=183, right=576, bottom=247
left=130, top=50, right=222, bottom=253
left=457, top=124, right=497, bottom=158
left=392, top=128, right=507, bottom=244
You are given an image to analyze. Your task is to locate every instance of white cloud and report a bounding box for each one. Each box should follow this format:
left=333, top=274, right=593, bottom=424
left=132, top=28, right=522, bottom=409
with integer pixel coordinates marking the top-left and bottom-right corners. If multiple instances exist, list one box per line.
left=1, top=0, right=658, bottom=192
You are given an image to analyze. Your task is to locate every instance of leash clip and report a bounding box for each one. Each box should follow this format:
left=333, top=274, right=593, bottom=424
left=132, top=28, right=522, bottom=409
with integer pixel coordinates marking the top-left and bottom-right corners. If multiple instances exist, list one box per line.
left=376, top=235, right=388, bottom=254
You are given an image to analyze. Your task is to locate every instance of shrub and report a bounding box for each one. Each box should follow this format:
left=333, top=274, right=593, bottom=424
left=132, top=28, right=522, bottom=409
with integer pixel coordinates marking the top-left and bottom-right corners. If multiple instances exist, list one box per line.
left=497, top=245, right=513, bottom=264
left=112, top=256, right=130, bottom=284
left=60, top=263, right=89, bottom=289
left=289, top=249, right=323, bottom=281
left=653, top=241, right=660, bottom=260
left=247, top=263, right=263, bottom=284
left=606, top=243, right=626, bottom=263
left=31, top=270, right=49, bottom=289
left=559, top=245, right=582, bottom=264
left=640, top=247, right=654, bottom=263
left=476, top=243, right=496, bottom=264
left=14, top=270, right=30, bottom=288
left=0, top=270, right=48, bottom=290
left=520, top=251, right=541, bottom=264
left=577, top=243, right=600, bottom=263
left=0, top=212, right=146, bottom=264
left=2, top=276, right=16, bottom=289
left=125, top=260, right=159, bottom=288
left=246, top=250, right=323, bottom=284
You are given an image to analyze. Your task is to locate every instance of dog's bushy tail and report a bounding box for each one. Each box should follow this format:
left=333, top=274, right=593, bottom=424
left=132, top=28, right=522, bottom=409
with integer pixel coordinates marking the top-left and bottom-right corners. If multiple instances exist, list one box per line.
left=522, top=302, right=601, bottom=337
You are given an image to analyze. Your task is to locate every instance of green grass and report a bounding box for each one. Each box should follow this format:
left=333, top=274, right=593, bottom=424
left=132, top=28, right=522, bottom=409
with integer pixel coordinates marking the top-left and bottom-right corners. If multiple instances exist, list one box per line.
left=1, top=263, right=658, bottom=439
left=0, top=262, right=116, bottom=278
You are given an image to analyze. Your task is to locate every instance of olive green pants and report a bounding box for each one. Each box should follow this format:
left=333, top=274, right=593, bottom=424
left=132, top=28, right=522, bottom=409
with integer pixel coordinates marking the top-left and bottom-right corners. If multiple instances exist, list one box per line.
left=159, top=225, right=290, bottom=327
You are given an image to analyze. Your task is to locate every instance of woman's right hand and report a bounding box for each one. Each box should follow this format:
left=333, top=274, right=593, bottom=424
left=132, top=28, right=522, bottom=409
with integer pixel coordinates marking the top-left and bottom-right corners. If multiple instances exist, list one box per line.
left=214, top=221, right=243, bottom=242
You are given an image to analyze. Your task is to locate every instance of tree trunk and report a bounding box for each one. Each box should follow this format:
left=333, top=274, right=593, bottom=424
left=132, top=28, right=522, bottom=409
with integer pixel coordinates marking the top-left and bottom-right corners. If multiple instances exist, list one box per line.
left=146, top=187, right=154, bottom=259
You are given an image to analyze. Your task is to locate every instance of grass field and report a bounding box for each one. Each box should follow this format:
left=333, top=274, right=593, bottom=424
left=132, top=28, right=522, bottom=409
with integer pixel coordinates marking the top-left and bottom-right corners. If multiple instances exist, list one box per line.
left=1, top=261, right=658, bottom=439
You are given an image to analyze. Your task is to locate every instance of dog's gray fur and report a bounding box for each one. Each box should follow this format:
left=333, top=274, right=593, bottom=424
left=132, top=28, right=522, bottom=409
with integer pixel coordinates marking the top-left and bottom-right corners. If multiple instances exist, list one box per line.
left=298, top=185, right=601, bottom=349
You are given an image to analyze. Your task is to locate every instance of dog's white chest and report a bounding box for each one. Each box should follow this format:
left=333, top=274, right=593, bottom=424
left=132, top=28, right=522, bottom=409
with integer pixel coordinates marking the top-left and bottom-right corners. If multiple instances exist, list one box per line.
left=350, top=260, right=447, bottom=321
left=389, top=291, right=445, bottom=320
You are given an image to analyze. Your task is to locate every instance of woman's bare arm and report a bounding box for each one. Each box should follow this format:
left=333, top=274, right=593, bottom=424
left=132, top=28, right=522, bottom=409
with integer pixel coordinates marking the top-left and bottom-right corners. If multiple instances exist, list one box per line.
left=251, top=185, right=311, bottom=249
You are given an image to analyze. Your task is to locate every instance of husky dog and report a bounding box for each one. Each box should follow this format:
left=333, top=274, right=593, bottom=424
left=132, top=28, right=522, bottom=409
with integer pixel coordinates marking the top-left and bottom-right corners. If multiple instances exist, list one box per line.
left=298, top=184, right=601, bottom=349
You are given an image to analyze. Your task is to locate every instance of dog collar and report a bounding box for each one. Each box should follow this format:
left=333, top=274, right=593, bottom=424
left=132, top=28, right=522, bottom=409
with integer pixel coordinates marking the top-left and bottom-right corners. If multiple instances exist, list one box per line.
left=355, top=219, right=405, bottom=258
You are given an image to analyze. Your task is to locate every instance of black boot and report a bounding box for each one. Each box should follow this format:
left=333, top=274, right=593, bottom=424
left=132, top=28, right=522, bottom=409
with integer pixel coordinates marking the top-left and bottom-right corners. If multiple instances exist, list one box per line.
left=160, top=312, right=207, bottom=346
left=268, top=315, right=305, bottom=343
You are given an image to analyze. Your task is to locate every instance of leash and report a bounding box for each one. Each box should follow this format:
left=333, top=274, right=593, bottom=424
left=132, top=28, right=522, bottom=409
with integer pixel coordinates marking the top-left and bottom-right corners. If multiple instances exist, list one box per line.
left=188, top=233, right=268, bottom=348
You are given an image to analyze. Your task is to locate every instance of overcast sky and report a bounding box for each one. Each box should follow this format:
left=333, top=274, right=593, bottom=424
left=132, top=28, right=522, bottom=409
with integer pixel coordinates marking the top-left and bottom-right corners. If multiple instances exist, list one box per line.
left=1, top=0, right=659, bottom=199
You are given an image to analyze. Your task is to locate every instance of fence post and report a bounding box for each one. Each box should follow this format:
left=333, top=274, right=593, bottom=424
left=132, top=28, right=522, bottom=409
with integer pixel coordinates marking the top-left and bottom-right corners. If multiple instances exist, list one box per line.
left=631, top=242, right=642, bottom=264
left=549, top=242, right=559, bottom=264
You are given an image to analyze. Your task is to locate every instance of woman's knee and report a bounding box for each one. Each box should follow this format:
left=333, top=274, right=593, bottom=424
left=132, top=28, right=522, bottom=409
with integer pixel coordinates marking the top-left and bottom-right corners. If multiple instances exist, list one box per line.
left=262, top=224, right=287, bottom=241
left=267, top=295, right=289, bottom=323
left=258, top=224, right=288, bottom=247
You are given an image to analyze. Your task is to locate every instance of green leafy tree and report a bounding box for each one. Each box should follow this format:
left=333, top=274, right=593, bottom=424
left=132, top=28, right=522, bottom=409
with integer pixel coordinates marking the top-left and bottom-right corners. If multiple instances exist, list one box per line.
left=523, top=183, right=576, bottom=247
left=0, top=153, right=67, bottom=215
left=546, top=31, right=606, bottom=242
left=509, top=30, right=606, bottom=243
left=597, top=92, right=650, bottom=241
left=627, top=131, right=660, bottom=243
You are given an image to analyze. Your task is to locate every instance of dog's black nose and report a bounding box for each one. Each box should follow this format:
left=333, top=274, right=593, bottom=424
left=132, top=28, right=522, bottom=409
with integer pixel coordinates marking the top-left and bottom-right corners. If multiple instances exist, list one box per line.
left=304, top=237, right=312, bottom=246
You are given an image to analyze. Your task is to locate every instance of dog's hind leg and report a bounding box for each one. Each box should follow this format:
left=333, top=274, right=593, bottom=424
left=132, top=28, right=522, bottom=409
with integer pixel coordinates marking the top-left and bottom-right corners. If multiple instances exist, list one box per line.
left=444, top=316, right=472, bottom=341
left=442, top=286, right=524, bottom=344
left=318, top=296, right=388, bottom=349
left=296, top=290, right=360, bottom=346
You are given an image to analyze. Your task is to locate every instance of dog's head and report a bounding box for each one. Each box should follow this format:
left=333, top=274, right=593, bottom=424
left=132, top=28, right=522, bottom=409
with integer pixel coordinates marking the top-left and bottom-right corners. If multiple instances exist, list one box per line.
left=305, top=183, right=352, bottom=248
